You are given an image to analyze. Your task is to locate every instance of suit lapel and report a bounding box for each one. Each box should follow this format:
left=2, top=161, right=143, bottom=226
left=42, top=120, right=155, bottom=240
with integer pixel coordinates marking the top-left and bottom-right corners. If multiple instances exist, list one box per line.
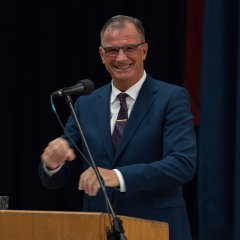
left=113, top=77, right=158, bottom=162
left=95, top=84, right=114, bottom=160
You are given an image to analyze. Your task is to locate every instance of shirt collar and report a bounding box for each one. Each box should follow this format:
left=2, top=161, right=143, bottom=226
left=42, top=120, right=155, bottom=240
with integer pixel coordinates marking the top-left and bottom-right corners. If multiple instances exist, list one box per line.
left=111, top=71, right=146, bottom=103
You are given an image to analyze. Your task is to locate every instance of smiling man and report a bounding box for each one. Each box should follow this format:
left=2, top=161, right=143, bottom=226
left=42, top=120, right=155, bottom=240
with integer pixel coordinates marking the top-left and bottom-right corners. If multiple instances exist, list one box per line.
left=99, top=18, right=148, bottom=91
left=40, top=15, right=197, bottom=240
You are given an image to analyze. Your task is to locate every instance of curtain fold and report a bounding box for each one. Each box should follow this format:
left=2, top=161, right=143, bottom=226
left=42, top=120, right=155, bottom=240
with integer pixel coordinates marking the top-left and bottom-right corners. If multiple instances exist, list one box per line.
left=234, top=6, right=240, bottom=237
left=198, top=0, right=240, bottom=239
left=183, top=0, right=204, bottom=127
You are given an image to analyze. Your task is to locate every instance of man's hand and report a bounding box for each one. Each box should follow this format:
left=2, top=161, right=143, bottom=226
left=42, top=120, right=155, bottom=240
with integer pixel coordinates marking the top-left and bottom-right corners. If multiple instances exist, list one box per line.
left=41, top=137, right=76, bottom=170
left=79, top=167, right=120, bottom=196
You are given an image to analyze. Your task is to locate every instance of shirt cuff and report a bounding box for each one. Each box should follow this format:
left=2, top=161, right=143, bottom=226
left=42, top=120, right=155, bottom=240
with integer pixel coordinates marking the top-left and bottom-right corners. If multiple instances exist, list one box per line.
left=113, top=169, right=126, bottom=192
left=43, top=164, right=62, bottom=177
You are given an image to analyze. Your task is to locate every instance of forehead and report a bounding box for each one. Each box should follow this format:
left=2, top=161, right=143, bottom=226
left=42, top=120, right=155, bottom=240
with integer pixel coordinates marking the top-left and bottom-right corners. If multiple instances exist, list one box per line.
left=102, top=22, right=140, bottom=45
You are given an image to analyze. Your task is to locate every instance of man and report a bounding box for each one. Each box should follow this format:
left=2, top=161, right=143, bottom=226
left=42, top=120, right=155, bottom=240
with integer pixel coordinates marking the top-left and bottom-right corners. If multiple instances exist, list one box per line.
left=40, top=15, right=197, bottom=240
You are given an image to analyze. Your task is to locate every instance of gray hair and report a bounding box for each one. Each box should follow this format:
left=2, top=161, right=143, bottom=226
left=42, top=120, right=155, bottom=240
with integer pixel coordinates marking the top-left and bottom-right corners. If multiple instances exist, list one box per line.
left=100, top=15, right=146, bottom=45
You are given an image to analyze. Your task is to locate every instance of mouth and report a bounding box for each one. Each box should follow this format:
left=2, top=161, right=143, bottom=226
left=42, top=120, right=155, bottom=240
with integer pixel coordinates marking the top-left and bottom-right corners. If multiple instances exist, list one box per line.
left=113, top=64, right=132, bottom=70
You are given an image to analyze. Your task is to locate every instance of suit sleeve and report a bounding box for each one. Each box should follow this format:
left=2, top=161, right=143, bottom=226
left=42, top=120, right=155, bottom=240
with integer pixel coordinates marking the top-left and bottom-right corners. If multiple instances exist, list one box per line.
left=117, top=87, right=197, bottom=193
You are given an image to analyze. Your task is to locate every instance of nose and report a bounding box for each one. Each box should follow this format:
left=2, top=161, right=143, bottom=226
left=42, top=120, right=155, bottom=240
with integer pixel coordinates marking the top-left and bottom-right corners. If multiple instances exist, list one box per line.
left=115, top=48, right=128, bottom=60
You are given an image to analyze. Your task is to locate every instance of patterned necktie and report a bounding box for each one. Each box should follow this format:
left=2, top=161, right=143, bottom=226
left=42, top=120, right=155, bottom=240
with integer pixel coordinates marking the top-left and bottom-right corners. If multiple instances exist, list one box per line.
left=112, top=93, right=128, bottom=153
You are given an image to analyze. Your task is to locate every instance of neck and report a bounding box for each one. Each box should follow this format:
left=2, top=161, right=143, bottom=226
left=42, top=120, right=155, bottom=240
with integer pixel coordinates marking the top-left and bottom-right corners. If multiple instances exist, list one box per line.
left=113, top=73, right=144, bottom=91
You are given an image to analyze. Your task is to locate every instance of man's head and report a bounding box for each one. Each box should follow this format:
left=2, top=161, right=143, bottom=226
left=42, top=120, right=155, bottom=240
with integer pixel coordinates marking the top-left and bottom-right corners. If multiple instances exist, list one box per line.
left=99, top=15, right=148, bottom=91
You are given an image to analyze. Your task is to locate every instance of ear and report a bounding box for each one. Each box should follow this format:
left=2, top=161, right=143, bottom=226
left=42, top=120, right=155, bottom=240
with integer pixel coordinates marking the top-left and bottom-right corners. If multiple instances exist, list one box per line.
left=99, top=47, right=105, bottom=63
left=142, top=43, right=148, bottom=61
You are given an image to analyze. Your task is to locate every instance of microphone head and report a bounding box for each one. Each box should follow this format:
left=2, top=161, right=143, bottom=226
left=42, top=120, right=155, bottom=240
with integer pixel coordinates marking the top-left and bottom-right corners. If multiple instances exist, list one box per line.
left=78, top=79, right=95, bottom=95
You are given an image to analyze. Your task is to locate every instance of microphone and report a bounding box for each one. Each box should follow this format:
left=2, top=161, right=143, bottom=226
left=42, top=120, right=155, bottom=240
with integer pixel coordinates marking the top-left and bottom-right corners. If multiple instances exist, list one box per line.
left=52, top=79, right=95, bottom=97
left=50, top=78, right=127, bottom=239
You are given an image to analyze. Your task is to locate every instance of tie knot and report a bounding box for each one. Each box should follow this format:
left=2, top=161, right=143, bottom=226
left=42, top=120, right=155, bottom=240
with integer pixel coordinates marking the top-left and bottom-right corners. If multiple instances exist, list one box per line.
left=117, top=93, right=128, bottom=104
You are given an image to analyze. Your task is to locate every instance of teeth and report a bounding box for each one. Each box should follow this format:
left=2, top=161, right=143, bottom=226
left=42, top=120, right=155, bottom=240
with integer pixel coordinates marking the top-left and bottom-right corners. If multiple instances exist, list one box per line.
left=116, top=65, right=130, bottom=69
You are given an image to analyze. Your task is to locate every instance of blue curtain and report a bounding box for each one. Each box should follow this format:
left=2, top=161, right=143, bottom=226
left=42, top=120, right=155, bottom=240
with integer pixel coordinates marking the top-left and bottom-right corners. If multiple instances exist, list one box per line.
left=198, top=0, right=240, bottom=239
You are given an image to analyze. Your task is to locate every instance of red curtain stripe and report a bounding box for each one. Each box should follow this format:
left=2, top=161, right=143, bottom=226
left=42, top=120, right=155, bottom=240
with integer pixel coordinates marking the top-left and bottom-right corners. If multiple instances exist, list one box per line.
left=183, top=0, right=204, bottom=126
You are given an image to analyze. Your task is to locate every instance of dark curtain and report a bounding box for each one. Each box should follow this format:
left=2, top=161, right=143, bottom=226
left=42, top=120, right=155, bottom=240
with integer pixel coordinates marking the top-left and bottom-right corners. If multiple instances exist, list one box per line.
left=183, top=1, right=204, bottom=238
left=1, top=0, right=188, bottom=209
left=198, top=0, right=240, bottom=239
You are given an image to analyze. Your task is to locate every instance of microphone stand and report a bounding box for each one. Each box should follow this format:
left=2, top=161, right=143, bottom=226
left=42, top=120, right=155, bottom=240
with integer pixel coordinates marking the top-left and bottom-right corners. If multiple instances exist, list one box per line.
left=64, top=95, right=127, bottom=240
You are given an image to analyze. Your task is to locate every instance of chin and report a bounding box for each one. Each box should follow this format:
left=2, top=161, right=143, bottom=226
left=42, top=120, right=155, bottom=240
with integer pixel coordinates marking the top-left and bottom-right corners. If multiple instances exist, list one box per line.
left=114, top=72, right=134, bottom=80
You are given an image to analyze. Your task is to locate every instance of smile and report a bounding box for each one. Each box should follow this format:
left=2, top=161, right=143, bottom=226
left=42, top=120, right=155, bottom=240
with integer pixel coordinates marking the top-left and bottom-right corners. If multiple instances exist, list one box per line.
left=114, top=64, right=132, bottom=70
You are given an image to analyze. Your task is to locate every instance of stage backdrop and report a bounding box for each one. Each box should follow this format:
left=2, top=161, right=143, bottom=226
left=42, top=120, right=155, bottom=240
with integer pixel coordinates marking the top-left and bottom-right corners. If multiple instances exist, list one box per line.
left=1, top=0, right=202, bottom=238
left=0, top=0, right=189, bottom=210
left=198, top=0, right=240, bottom=239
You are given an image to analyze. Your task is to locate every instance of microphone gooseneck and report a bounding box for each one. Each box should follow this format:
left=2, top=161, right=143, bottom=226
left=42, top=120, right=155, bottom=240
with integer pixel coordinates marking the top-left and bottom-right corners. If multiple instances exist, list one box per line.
left=63, top=95, right=127, bottom=240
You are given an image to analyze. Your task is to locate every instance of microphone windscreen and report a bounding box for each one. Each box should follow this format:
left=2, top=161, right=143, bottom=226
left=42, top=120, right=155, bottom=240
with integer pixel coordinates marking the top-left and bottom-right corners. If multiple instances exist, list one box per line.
left=80, top=79, right=95, bottom=95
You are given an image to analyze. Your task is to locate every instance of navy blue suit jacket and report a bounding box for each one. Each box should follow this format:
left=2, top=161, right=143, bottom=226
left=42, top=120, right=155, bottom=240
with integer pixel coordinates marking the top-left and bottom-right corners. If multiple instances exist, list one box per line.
left=40, top=74, right=197, bottom=240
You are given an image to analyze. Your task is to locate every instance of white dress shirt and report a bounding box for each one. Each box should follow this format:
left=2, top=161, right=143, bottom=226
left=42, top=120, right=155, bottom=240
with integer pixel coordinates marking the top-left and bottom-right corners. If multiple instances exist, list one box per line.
left=111, top=71, right=146, bottom=192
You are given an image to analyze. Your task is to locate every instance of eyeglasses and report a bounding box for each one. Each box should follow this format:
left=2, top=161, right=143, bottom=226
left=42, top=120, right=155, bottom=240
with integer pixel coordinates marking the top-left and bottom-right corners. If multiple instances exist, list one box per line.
left=101, top=42, right=145, bottom=57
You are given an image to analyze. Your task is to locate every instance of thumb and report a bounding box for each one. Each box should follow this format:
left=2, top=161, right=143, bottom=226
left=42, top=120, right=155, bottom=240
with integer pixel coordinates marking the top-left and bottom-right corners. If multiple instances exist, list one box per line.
left=66, top=149, right=76, bottom=161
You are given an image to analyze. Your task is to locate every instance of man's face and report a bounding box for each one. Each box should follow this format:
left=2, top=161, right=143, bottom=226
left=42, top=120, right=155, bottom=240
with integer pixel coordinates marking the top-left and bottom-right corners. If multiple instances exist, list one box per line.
left=99, top=22, right=148, bottom=90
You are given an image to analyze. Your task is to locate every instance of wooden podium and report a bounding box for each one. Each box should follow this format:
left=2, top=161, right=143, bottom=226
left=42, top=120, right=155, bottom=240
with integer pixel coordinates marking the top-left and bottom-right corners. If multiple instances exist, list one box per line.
left=0, top=210, right=168, bottom=240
